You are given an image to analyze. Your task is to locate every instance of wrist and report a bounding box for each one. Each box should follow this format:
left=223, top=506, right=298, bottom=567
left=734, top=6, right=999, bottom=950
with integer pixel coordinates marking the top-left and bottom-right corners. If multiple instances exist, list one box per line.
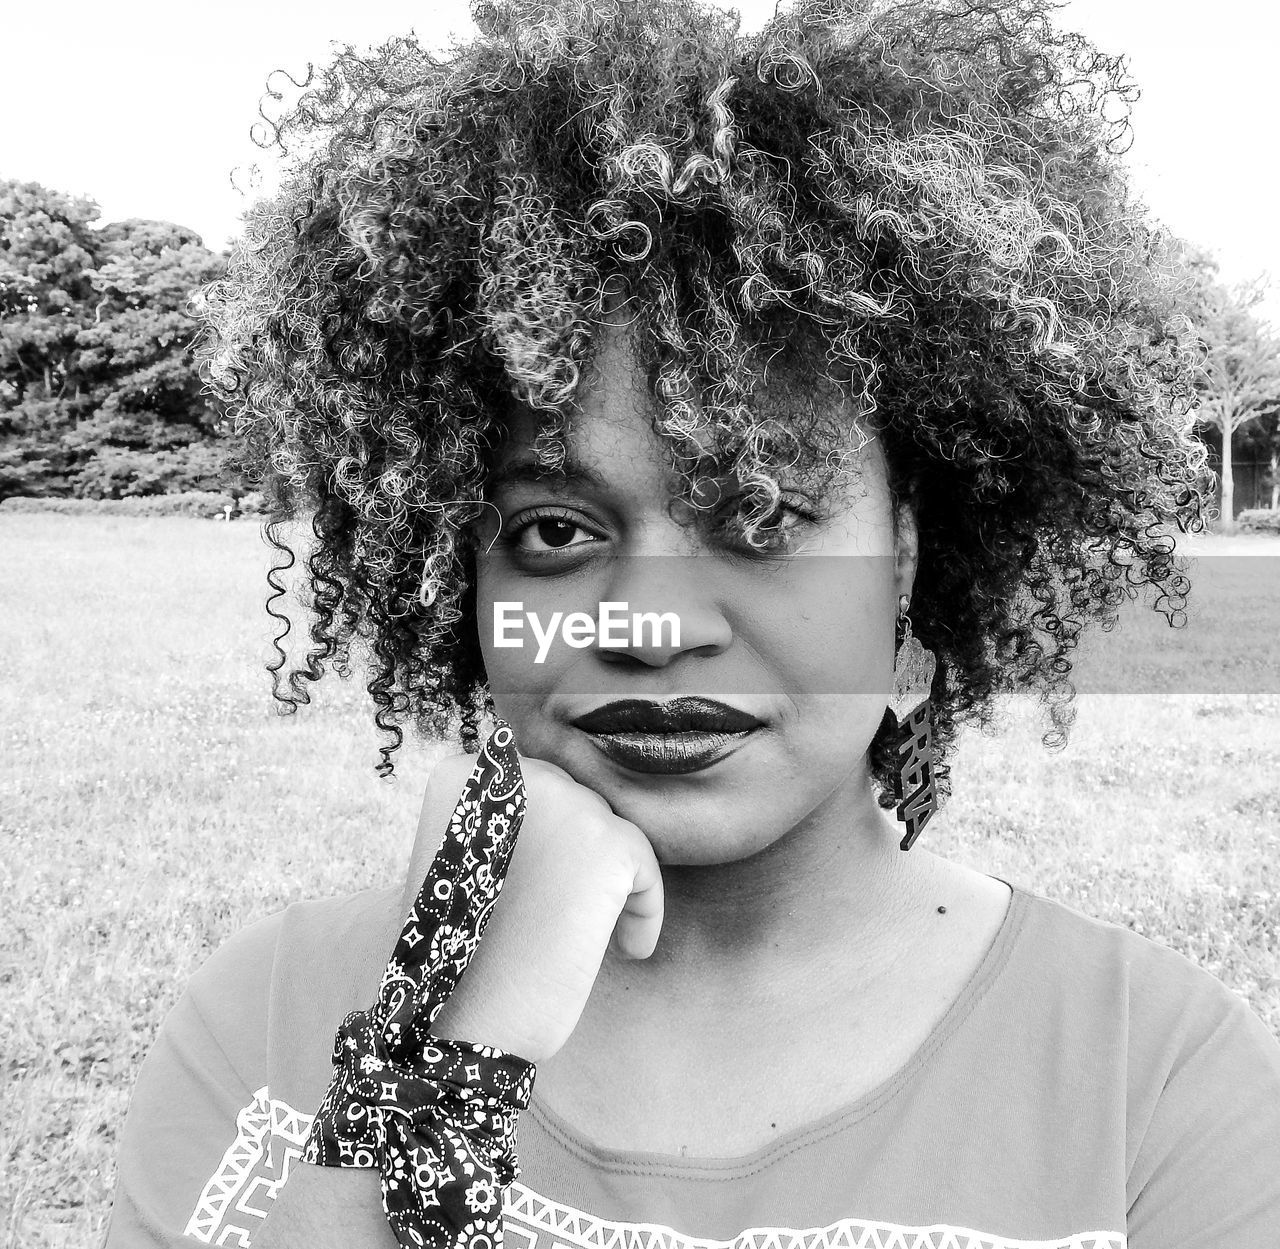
left=429, top=982, right=546, bottom=1062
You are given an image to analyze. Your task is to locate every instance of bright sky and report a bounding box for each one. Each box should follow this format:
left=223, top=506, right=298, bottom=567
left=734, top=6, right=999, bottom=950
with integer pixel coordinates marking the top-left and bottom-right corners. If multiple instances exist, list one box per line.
left=5, top=0, right=1277, bottom=325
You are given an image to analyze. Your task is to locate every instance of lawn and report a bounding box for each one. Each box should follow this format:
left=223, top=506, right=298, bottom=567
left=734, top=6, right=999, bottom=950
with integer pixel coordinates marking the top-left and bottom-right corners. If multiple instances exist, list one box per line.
left=2, top=513, right=1278, bottom=1247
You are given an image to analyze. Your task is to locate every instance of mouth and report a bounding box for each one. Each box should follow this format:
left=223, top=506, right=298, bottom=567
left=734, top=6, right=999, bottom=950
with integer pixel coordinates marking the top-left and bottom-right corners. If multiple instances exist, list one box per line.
left=570, top=697, right=764, bottom=775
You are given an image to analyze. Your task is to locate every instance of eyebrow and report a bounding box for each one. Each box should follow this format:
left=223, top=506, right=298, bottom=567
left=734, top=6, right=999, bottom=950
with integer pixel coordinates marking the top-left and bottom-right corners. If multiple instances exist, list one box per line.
left=486, top=457, right=611, bottom=494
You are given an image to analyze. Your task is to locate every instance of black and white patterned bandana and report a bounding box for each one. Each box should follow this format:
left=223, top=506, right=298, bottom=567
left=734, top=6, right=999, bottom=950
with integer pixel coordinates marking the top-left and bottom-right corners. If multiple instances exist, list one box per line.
left=303, top=720, right=536, bottom=1249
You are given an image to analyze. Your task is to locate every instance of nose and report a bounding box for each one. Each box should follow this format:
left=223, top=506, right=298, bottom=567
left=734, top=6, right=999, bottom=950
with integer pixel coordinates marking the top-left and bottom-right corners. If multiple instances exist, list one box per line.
left=594, top=553, right=732, bottom=667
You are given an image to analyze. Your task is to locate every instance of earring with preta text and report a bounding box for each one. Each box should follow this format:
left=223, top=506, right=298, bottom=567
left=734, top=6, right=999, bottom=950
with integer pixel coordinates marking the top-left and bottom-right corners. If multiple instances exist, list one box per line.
left=888, top=593, right=939, bottom=850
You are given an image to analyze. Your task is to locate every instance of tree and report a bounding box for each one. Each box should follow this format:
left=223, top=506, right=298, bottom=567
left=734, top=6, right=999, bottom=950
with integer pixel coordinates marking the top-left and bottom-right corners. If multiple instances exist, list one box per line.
left=0, top=181, right=104, bottom=492
left=67, top=218, right=228, bottom=495
left=0, top=180, right=101, bottom=401
left=1181, top=248, right=1280, bottom=531
left=0, top=180, right=229, bottom=498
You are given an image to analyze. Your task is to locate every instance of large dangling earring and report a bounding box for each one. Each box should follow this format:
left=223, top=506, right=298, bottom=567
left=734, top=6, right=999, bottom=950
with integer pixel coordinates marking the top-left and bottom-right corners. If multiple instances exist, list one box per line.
left=888, top=593, right=939, bottom=851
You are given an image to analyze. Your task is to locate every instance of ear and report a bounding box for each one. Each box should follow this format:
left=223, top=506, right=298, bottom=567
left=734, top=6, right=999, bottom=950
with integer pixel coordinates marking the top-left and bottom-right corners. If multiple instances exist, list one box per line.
left=893, top=491, right=920, bottom=607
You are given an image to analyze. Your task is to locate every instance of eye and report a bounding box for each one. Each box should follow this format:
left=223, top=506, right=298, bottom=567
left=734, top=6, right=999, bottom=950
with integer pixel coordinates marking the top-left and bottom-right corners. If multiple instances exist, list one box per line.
left=501, top=507, right=602, bottom=556
left=713, top=494, right=821, bottom=550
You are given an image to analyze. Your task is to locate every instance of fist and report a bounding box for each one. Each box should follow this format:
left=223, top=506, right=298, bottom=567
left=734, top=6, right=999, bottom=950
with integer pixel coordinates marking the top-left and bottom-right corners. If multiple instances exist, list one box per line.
left=417, top=743, right=664, bottom=1062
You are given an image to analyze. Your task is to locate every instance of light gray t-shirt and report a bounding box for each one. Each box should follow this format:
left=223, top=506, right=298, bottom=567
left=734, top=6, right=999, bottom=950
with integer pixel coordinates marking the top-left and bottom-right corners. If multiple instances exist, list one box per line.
left=106, top=877, right=1280, bottom=1248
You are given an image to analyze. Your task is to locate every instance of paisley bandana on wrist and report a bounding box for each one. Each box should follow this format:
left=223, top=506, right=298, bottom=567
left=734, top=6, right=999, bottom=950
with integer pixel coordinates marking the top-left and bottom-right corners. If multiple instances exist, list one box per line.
left=303, top=720, right=535, bottom=1249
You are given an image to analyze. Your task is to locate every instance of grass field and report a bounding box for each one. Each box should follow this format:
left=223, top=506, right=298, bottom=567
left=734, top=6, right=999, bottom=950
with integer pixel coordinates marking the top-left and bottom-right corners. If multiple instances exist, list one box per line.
left=2, top=513, right=1279, bottom=1247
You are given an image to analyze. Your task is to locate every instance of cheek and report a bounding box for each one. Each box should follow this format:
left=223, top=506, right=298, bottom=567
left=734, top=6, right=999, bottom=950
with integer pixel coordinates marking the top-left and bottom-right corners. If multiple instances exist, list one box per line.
left=758, top=559, right=897, bottom=701
left=473, top=572, right=571, bottom=715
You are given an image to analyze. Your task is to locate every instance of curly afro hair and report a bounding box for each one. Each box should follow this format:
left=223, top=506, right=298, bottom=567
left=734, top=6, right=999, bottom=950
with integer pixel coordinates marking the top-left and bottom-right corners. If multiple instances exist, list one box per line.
left=197, top=0, right=1209, bottom=810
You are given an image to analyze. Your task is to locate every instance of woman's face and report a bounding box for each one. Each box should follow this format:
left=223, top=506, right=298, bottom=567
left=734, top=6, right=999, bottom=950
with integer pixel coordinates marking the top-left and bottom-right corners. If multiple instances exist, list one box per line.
left=472, top=324, right=917, bottom=866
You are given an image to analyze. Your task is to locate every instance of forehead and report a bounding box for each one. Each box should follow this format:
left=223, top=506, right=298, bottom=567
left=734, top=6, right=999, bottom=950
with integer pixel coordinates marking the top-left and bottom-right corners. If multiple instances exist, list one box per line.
left=489, top=324, right=675, bottom=488
left=488, top=319, right=882, bottom=493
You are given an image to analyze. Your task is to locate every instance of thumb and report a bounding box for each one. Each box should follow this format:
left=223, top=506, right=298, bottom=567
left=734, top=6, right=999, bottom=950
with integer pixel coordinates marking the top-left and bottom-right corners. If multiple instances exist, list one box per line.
left=609, top=828, right=664, bottom=960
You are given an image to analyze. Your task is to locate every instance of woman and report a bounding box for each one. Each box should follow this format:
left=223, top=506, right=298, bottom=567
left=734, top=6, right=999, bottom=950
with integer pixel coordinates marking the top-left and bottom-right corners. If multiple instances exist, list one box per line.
left=107, top=0, right=1280, bottom=1245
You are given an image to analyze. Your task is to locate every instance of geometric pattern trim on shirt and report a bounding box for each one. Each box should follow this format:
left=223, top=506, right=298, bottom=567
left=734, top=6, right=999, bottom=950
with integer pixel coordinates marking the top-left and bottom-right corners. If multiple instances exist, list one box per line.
left=183, top=1085, right=311, bottom=1246
left=184, top=1087, right=1126, bottom=1249
left=500, top=1183, right=1127, bottom=1249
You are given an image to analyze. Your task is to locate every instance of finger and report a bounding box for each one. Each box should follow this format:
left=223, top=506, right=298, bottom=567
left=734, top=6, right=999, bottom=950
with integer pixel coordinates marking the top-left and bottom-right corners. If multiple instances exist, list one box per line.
left=611, top=905, right=663, bottom=960
left=611, top=829, right=664, bottom=960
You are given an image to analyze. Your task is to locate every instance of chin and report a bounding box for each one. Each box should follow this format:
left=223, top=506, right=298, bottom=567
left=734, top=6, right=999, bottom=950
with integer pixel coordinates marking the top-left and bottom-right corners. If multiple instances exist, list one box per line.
left=601, top=792, right=780, bottom=867
left=651, top=839, right=779, bottom=869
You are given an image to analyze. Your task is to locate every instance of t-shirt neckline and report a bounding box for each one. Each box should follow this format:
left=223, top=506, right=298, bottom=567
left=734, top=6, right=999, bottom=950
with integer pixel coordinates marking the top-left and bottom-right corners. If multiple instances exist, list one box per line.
left=526, top=875, right=1029, bottom=1179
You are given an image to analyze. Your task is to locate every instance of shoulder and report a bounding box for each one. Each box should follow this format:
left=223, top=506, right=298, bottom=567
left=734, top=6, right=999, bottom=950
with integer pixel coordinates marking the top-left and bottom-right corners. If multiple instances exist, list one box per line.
left=107, top=886, right=405, bottom=1246
left=1011, top=884, right=1265, bottom=1034
left=1009, top=890, right=1280, bottom=1243
left=189, top=885, right=402, bottom=995
left=1009, top=884, right=1280, bottom=1133
left=183, top=885, right=403, bottom=1078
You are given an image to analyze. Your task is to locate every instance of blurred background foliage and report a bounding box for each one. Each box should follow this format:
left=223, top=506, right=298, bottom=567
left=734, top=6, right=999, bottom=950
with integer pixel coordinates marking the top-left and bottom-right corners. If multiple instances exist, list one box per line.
left=0, top=179, right=231, bottom=501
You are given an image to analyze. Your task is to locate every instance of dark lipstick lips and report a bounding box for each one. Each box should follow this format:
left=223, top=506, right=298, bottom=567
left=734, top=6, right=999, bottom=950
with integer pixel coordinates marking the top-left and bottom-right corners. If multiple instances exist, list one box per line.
left=571, top=697, right=763, bottom=734
left=572, top=697, right=763, bottom=775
